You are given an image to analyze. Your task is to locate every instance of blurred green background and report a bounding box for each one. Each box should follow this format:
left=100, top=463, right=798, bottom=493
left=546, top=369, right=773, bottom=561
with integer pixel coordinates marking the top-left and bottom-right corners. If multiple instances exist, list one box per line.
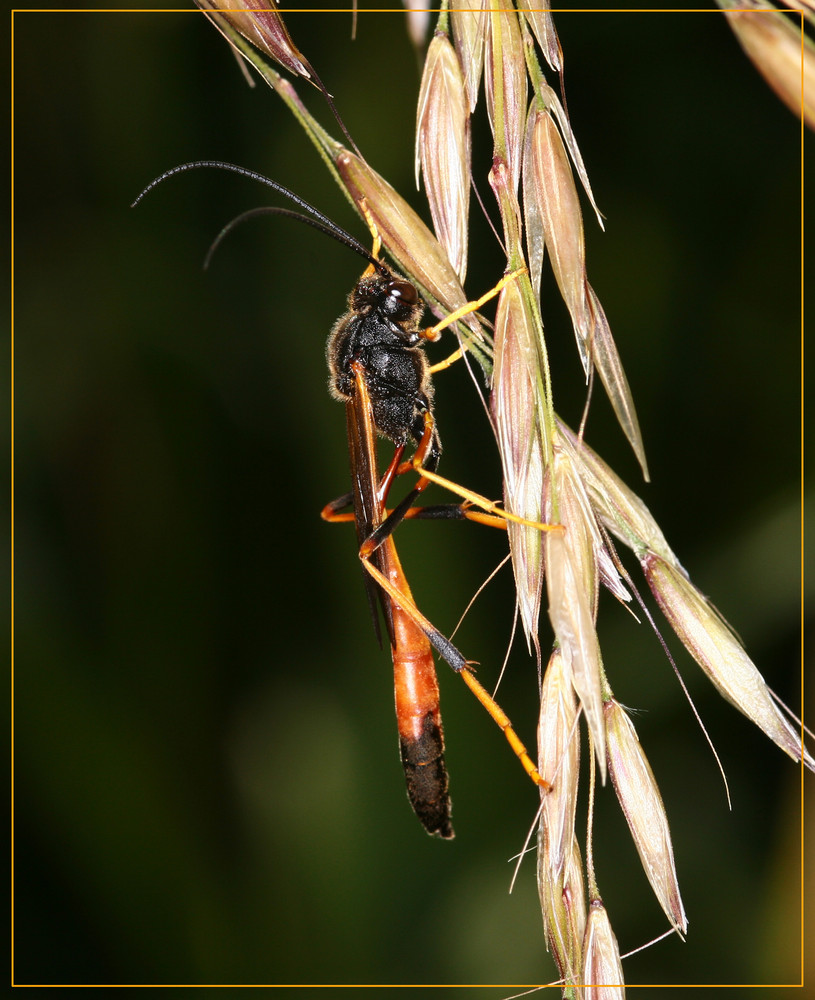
left=12, top=2, right=812, bottom=992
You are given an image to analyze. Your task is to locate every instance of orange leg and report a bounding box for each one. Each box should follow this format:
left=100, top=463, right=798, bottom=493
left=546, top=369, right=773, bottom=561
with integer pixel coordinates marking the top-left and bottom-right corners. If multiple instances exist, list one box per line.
left=324, top=483, right=549, bottom=793
left=360, top=539, right=549, bottom=791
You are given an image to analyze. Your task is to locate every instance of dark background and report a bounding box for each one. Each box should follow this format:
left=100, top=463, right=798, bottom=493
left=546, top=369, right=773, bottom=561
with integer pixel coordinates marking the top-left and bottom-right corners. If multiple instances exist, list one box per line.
left=12, top=2, right=813, bottom=992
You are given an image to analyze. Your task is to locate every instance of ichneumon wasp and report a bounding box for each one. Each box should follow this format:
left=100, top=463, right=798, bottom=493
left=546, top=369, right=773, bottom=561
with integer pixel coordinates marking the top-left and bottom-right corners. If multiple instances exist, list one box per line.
left=133, top=161, right=555, bottom=838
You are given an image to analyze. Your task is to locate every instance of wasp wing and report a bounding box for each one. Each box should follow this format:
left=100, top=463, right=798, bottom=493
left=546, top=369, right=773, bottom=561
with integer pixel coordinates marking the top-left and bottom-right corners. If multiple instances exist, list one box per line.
left=344, top=362, right=395, bottom=648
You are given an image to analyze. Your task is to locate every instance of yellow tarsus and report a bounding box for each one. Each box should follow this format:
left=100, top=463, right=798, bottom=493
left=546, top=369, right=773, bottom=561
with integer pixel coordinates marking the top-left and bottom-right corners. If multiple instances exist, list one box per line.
left=426, top=266, right=528, bottom=339
left=460, top=668, right=550, bottom=790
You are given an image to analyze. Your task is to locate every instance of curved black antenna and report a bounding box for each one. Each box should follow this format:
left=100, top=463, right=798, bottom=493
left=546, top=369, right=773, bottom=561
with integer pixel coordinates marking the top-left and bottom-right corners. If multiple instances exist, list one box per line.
left=132, top=160, right=388, bottom=274
left=204, top=205, right=383, bottom=273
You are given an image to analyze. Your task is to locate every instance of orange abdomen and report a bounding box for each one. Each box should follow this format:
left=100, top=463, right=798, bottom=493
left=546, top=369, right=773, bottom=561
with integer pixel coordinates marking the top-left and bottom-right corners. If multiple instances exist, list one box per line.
left=384, top=538, right=453, bottom=839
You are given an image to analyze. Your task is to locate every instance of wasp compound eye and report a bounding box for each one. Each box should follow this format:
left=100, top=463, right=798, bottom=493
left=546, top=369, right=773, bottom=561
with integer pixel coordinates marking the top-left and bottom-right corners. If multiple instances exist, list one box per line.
left=384, top=279, right=421, bottom=322
left=390, top=279, right=419, bottom=306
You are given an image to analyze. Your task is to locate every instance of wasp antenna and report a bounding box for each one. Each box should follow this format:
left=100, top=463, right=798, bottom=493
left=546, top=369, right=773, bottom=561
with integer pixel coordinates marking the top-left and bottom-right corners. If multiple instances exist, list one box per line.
left=132, top=160, right=388, bottom=273
left=203, top=204, right=383, bottom=272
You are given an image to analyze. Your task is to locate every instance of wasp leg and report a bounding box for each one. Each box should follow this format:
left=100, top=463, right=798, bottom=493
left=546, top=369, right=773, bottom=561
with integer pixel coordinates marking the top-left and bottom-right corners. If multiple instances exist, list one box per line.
left=361, top=539, right=549, bottom=791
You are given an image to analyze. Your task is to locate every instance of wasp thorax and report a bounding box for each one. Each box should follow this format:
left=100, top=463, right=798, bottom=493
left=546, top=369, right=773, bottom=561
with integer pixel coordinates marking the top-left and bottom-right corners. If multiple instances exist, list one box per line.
left=327, top=263, right=437, bottom=453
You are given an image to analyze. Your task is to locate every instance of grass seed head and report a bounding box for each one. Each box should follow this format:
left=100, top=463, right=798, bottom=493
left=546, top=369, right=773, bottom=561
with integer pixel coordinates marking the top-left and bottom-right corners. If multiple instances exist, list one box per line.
left=644, top=553, right=815, bottom=770
left=544, top=446, right=608, bottom=780
left=558, top=422, right=680, bottom=567
left=605, top=698, right=688, bottom=936
left=538, top=832, right=587, bottom=987
left=195, top=0, right=315, bottom=82
left=581, top=898, right=626, bottom=999
left=485, top=7, right=528, bottom=192
left=538, top=648, right=581, bottom=882
left=584, top=285, right=650, bottom=480
left=491, top=276, right=546, bottom=644
left=558, top=422, right=812, bottom=770
left=516, top=0, right=563, bottom=73
left=185, top=4, right=814, bottom=987
left=415, top=31, right=472, bottom=282
left=536, top=81, right=605, bottom=230
left=450, top=0, right=488, bottom=112
left=524, top=108, right=590, bottom=372
left=721, top=2, right=815, bottom=130
left=522, top=106, right=548, bottom=301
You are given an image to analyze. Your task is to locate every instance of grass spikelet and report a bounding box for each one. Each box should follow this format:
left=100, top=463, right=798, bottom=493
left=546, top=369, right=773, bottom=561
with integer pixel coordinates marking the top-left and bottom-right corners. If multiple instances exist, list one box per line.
left=558, top=421, right=679, bottom=567
left=584, top=285, right=649, bottom=481
left=524, top=106, right=590, bottom=372
left=516, top=0, right=563, bottom=73
left=450, top=0, right=488, bottom=112
left=194, top=0, right=315, bottom=80
left=538, top=648, right=580, bottom=882
left=582, top=899, right=626, bottom=999
left=485, top=4, right=528, bottom=192
left=487, top=142, right=558, bottom=651
left=521, top=106, right=547, bottom=301
left=559, top=420, right=812, bottom=773
left=535, top=80, right=604, bottom=230
left=415, top=29, right=472, bottom=282
left=644, top=554, right=814, bottom=769
left=605, top=698, right=688, bottom=936
left=543, top=446, right=607, bottom=779
left=491, top=273, right=547, bottom=644
left=718, top=0, right=815, bottom=130
left=334, top=149, right=487, bottom=351
left=538, top=832, right=587, bottom=986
